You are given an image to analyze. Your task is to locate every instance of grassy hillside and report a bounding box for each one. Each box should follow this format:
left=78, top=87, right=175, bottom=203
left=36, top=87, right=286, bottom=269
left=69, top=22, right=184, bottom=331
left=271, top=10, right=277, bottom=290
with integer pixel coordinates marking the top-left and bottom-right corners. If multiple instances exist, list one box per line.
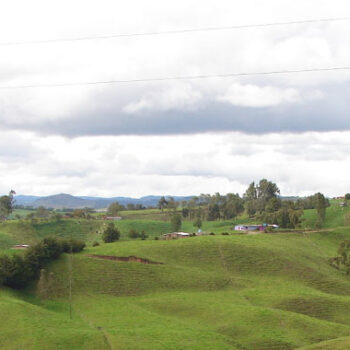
left=301, top=200, right=350, bottom=229
left=2, top=229, right=350, bottom=349
left=0, top=219, right=103, bottom=249
left=2, top=202, right=350, bottom=349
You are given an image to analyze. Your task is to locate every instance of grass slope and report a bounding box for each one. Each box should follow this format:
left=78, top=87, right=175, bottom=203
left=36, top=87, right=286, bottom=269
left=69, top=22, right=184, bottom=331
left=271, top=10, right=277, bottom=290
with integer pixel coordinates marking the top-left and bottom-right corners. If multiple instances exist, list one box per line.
left=2, top=202, right=350, bottom=349
left=0, top=229, right=347, bottom=349
left=0, top=219, right=102, bottom=249
left=302, top=200, right=350, bottom=229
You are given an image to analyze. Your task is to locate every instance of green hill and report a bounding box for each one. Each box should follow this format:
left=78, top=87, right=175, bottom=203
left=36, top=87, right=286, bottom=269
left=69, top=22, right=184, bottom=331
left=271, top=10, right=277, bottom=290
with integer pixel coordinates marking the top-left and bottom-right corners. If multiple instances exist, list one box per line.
left=2, top=200, right=350, bottom=349
left=0, top=219, right=103, bottom=249
left=301, top=200, right=349, bottom=229
left=2, top=228, right=350, bottom=349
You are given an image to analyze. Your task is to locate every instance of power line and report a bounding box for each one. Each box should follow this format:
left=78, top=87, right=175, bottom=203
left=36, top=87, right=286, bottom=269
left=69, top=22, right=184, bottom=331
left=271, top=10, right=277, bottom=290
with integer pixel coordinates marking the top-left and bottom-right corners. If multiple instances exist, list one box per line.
left=0, top=65, right=349, bottom=90
left=0, top=16, right=349, bottom=46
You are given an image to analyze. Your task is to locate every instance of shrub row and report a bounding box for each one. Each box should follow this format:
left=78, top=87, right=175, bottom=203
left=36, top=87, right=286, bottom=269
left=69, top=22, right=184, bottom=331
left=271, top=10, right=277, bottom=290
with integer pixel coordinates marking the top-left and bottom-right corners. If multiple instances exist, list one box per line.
left=0, top=237, right=85, bottom=289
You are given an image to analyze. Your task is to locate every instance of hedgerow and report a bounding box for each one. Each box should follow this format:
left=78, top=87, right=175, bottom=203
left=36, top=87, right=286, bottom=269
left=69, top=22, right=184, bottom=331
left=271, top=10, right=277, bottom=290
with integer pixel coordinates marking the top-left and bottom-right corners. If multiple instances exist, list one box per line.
left=0, top=237, right=85, bottom=288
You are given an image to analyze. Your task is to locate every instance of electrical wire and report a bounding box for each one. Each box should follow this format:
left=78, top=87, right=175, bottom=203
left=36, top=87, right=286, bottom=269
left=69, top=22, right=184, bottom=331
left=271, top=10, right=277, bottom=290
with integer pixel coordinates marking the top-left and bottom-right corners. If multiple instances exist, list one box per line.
left=0, top=65, right=349, bottom=90
left=0, top=16, right=349, bottom=46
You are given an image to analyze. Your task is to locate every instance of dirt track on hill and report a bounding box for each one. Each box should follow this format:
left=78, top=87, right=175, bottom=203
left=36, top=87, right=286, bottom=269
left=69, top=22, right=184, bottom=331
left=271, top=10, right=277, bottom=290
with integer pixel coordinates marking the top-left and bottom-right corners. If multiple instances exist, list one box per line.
left=87, top=254, right=164, bottom=265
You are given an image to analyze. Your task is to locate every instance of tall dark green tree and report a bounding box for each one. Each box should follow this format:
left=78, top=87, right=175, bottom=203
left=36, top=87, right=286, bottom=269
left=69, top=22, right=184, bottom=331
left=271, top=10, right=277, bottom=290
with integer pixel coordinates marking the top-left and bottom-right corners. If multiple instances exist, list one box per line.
left=208, top=203, right=220, bottom=221
left=170, top=213, right=182, bottom=232
left=0, top=190, right=15, bottom=220
left=108, top=202, right=123, bottom=216
left=158, top=196, right=168, bottom=212
left=222, top=193, right=244, bottom=219
left=314, top=192, right=327, bottom=228
left=243, top=180, right=280, bottom=215
left=102, top=223, right=120, bottom=243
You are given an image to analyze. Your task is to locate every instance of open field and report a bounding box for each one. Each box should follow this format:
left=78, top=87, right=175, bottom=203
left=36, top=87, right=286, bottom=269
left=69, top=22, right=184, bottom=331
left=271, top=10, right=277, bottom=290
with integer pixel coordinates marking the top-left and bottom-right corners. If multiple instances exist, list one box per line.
left=2, top=200, right=350, bottom=349
left=0, top=219, right=103, bottom=249
left=2, top=227, right=350, bottom=349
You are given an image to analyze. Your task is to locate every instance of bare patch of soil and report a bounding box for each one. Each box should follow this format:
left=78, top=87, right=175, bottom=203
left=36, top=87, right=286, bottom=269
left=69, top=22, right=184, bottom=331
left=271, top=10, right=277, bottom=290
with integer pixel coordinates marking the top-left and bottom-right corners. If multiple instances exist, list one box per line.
left=87, top=254, right=163, bottom=265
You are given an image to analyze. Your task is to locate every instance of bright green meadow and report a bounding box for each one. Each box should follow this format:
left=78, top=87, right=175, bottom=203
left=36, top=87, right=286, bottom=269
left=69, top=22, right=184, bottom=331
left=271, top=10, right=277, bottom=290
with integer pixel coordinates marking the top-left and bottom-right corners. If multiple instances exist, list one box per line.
left=1, top=201, right=350, bottom=349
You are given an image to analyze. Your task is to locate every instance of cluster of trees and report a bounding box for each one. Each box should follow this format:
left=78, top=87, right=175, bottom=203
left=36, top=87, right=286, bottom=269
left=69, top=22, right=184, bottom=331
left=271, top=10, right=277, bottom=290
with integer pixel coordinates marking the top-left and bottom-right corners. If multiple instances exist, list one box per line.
left=296, top=193, right=330, bottom=210
left=259, top=202, right=303, bottom=229
left=243, top=180, right=280, bottom=216
left=0, top=237, right=85, bottom=288
left=180, top=193, right=244, bottom=221
left=329, top=240, right=350, bottom=274
left=0, top=190, right=15, bottom=220
left=165, top=179, right=330, bottom=230
left=158, top=196, right=180, bottom=212
left=242, top=180, right=304, bottom=228
left=107, top=202, right=145, bottom=216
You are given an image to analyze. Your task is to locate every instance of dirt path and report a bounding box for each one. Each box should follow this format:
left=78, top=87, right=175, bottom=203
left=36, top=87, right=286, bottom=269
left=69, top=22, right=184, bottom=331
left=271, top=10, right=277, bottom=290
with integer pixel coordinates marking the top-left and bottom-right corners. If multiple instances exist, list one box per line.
left=96, top=327, right=113, bottom=350
left=87, top=254, right=163, bottom=265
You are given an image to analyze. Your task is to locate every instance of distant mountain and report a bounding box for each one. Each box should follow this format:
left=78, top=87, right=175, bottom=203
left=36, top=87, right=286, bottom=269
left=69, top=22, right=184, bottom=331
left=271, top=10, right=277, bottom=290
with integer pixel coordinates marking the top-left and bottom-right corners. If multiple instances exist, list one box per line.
left=14, top=195, right=41, bottom=205
left=15, top=194, right=194, bottom=209
left=32, top=194, right=94, bottom=209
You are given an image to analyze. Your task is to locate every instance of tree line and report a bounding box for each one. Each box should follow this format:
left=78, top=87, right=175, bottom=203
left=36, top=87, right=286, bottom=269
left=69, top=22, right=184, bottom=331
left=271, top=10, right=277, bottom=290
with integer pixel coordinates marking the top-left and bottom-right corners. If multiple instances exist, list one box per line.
left=162, top=179, right=330, bottom=230
left=0, top=237, right=85, bottom=289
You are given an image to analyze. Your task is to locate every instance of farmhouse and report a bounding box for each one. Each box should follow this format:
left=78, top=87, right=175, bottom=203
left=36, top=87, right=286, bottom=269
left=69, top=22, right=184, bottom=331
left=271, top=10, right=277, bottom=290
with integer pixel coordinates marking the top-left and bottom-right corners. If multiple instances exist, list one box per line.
left=163, top=232, right=190, bottom=240
left=12, top=244, right=30, bottom=249
left=234, top=225, right=265, bottom=232
left=234, top=224, right=279, bottom=232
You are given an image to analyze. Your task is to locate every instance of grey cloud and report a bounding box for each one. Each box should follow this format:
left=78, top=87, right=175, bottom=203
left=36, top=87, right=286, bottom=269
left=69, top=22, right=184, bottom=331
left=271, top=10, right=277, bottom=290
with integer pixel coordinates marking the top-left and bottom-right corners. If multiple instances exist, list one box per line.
left=1, top=82, right=350, bottom=137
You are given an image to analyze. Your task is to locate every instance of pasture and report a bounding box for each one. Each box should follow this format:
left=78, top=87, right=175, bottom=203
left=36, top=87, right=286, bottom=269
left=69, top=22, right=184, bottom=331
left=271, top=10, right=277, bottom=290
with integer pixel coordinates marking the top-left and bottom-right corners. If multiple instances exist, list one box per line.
left=1, top=200, right=350, bottom=349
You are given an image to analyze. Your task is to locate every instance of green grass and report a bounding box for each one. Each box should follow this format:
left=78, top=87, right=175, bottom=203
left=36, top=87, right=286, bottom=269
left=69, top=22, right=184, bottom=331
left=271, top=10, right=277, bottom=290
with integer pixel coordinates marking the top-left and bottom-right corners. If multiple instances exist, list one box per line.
left=0, top=228, right=348, bottom=349
left=0, top=219, right=103, bottom=249
left=301, top=200, right=350, bottom=229
left=10, top=208, right=35, bottom=218
left=3, top=203, right=350, bottom=349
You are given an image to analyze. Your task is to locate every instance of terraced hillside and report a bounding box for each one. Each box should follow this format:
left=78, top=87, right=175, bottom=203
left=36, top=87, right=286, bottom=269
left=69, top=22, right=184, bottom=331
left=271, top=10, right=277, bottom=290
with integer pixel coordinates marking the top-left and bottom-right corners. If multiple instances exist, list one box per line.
left=2, top=228, right=350, bottom=349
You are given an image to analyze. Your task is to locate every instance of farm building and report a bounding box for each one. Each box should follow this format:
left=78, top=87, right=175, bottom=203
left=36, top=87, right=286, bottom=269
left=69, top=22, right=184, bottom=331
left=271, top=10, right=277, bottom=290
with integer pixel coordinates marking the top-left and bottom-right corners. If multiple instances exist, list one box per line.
left=163, top=232, right=190, bottom=240
left=234, top=224, right=279, bottom=231
left=12, top=244, right=30, bottom=249
left=234, top=225, right=265, bottom=232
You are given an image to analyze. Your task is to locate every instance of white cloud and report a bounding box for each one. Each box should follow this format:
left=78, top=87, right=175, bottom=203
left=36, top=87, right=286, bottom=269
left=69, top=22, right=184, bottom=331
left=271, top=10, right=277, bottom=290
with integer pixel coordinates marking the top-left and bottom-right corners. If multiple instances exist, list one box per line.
left=1, top=131, right=350, bottom=197
left=1, top=0, right=350, bottom=196
left=123, top=83, right=202, bottom=113
left=217, top=83, right=301, bottom=107
left=0, top=0, right=349, bottom=133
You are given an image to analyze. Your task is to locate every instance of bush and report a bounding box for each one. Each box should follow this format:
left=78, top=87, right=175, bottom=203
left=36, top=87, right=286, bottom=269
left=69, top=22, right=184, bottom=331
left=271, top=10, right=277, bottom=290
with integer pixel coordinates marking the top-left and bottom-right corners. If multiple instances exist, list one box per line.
left=92, top=241, right=100, bottom=247
left=128, top=229, right=140, bottom=239
left=140, top=231, right=148, bottom=240
left=102, top=223, right=120, bottom=243
left=60, top=238, right=86, bottom=253
left=154, top=237, right=159, bottom=240
left=209, top=232, right=215, bottom=235
left=264, top=226, right=273, bottom=233
left=221, top=232, right=229, bottom=236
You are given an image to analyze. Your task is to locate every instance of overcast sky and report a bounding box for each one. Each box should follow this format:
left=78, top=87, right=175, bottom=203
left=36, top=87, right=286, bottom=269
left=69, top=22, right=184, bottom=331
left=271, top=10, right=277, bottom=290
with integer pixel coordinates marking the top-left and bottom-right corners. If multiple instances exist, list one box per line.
left=1, top=0, right=350, bottom=197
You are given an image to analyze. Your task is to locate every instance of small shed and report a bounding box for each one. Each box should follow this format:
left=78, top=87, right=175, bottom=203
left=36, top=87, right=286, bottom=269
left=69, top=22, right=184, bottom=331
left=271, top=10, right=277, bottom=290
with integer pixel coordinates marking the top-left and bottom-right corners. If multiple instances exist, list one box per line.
left=13, top=244, right=30, bottom=249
